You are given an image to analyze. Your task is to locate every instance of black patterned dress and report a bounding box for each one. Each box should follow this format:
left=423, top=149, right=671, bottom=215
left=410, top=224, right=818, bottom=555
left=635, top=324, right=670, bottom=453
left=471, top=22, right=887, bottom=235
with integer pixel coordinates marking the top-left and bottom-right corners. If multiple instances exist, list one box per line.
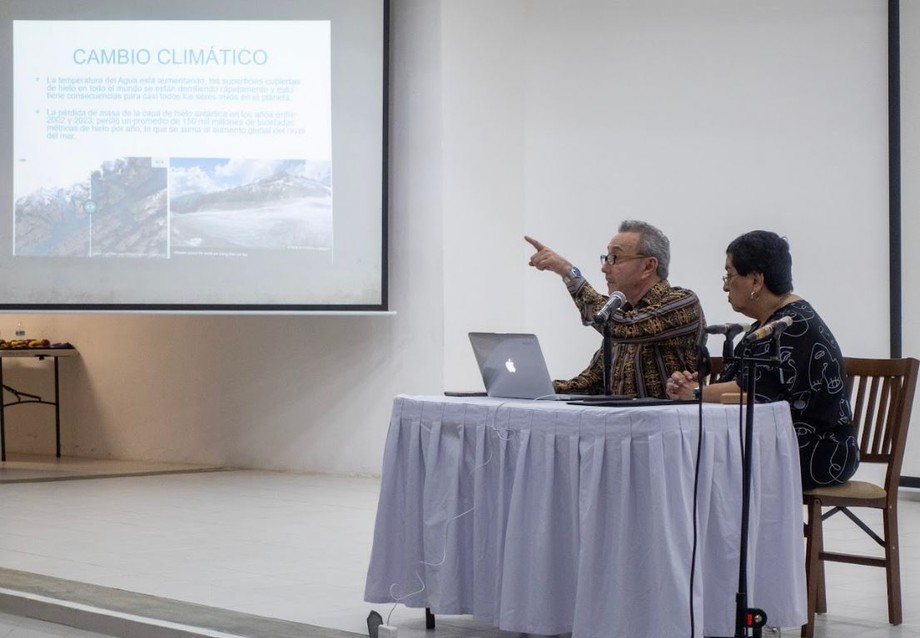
left=721, top=299, right=859, bottom=489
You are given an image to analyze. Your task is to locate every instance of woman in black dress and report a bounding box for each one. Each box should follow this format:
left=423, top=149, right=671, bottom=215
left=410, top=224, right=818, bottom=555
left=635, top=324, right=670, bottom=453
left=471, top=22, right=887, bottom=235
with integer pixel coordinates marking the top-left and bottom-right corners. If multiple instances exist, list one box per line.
left=666, top=230, right=859, bottom=489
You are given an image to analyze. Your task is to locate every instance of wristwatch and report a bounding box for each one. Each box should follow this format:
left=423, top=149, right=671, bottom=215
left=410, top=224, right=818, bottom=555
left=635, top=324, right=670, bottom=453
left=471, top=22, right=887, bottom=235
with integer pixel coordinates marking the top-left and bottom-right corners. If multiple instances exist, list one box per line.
left=562, top=266, right=582, bottom=285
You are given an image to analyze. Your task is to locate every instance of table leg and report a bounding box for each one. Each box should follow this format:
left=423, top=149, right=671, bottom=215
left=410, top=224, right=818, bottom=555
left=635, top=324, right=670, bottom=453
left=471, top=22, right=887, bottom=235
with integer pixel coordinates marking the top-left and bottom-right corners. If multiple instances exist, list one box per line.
left=54, top=356, right=61, bottom=458
left=425, top=608, right=435, bottom=629
left=0, top=359, right=5, bottom=462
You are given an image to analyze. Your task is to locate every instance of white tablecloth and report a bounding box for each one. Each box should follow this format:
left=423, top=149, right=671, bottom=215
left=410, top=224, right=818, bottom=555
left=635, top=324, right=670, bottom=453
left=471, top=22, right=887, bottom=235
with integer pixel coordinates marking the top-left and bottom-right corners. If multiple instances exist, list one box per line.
left=364, top=395, right=806, bottom=637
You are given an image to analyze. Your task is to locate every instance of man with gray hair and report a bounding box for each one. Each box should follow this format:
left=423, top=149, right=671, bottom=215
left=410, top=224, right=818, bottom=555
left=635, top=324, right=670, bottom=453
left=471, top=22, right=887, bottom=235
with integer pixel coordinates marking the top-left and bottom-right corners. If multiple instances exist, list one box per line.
left=525, top=220, right=704, bottom=398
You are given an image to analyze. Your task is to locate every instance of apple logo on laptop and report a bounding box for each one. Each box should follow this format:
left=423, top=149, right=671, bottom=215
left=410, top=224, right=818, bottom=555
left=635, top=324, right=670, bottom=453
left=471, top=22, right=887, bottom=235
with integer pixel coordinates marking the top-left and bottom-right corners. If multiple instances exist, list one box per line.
left=505, top=358, right=516, bottom=373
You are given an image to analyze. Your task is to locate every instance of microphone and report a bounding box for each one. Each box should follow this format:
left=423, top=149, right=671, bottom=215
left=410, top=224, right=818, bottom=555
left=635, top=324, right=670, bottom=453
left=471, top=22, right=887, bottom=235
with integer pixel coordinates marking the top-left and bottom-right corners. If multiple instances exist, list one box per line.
left=593, top=291, right=626, bottom=324
left=705, top=323, right=746, bottom=339
left=742, top=315, right=794, bottom=343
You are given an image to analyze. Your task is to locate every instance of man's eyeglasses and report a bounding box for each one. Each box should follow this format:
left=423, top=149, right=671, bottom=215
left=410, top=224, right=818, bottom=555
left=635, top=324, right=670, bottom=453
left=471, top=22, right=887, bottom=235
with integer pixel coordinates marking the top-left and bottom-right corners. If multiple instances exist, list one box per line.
left=722, top=273, right=739, bottom=285
left=600, top=253, right=646, bottom=265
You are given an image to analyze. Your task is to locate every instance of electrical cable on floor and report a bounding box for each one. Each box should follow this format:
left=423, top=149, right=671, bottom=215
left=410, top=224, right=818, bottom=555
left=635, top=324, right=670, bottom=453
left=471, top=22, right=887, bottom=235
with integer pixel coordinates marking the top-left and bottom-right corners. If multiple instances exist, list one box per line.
left=386, top=504, right=475, bottom=624
left=382, top=401, right=515, bottom=629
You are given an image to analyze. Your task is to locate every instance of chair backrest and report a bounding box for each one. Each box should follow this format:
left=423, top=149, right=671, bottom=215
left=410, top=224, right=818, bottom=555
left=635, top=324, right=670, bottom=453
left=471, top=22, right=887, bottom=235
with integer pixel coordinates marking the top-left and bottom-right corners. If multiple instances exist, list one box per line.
left=843, top=357, right=920, bottom=489
left=708, top=356, right=723, bottom=383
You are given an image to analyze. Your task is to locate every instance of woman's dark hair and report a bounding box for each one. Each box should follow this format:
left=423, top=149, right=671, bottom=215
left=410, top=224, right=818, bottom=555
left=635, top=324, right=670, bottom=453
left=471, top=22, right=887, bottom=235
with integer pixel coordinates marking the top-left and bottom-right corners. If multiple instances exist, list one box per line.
left=726, top=230, right=793, bottom=295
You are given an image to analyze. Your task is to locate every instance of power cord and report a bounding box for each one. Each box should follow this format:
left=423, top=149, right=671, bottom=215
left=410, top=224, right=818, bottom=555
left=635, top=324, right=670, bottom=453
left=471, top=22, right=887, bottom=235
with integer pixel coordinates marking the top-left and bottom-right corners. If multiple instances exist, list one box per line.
left=373, top=401, right=515, bottom=634
left=688, top=389, right=706, bottom=638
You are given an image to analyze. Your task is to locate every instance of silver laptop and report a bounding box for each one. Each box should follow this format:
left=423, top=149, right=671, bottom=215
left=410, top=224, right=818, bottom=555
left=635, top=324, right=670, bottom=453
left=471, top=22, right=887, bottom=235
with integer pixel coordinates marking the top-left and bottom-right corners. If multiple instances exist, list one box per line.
left=468, top=332, right=630, bottom=401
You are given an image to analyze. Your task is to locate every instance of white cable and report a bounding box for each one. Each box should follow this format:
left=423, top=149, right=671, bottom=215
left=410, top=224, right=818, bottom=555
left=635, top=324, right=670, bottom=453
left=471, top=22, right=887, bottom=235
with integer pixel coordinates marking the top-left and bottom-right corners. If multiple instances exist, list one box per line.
left=385, top=401, right=515, bottom=625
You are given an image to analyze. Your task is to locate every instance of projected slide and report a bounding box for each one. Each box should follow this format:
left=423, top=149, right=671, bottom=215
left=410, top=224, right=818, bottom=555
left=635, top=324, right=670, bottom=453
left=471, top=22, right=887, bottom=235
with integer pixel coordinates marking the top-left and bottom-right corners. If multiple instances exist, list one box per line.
left=1, top=0, right=384, bottom=309
left=13, top=20, right=332, bottom=259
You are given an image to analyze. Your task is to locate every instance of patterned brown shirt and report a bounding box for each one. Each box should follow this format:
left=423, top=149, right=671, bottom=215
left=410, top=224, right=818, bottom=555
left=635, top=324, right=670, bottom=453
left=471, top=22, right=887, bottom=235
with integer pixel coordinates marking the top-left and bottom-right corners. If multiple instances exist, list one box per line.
left=553, top=279, right=705, bottom=398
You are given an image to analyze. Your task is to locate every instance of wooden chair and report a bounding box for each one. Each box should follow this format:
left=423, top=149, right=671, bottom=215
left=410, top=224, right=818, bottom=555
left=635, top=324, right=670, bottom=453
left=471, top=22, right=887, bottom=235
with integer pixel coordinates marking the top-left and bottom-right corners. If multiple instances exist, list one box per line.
left=708, top=355, right=723, bottom=381
left=800, top=356, right=920, bottom=638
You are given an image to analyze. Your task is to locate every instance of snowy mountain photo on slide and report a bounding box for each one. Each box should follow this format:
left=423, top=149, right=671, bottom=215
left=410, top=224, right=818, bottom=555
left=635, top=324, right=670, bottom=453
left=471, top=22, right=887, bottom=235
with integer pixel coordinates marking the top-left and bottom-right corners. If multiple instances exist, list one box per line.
left=168, top=157, right=332, bottom=253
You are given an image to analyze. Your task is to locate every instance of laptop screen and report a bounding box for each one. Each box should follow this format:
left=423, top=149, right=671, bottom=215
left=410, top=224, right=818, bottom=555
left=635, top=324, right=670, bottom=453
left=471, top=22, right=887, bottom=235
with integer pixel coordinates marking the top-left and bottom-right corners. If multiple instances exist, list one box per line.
left=468, top=332, right=556, bottom=399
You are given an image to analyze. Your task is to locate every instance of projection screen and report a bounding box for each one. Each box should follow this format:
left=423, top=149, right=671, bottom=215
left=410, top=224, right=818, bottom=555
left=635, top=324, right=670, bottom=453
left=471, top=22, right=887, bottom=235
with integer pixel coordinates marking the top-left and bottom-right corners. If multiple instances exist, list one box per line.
left=0, top=0, right=387, bottom=312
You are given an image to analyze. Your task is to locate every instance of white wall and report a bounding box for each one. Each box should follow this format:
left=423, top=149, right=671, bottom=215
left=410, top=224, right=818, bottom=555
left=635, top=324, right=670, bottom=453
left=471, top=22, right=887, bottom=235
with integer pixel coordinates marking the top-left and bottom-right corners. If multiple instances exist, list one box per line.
left=0, top=0, right=899, bottom=476
left=900, top=1, right=920, bottom=479
left=441, top=1, right=529, bottom=390
left=0, top=0, right=448, bottom=475
left=441, top=0, right=890, bottom=389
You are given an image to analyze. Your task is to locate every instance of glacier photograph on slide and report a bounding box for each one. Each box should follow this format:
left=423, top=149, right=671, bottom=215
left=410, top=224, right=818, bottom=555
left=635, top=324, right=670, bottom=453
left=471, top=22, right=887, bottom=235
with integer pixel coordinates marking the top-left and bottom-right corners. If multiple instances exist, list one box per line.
left=14, top=156, right=168, bottom=258
left=168, top=158, right=332, bottom=253
left=14, top=176, right=92, bottom=257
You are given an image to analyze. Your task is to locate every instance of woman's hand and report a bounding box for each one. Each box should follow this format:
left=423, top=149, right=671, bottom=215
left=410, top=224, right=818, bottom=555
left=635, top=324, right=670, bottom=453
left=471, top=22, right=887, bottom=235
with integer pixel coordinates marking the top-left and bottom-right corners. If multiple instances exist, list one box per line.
left=666, top=370, right=699, bottom=400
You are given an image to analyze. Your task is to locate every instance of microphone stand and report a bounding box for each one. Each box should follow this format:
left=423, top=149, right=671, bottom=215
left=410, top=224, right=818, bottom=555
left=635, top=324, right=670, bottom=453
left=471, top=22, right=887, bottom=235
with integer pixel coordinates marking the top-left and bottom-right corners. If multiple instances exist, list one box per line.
left=721, top=334, right=736, bottom=376
left=714, top=334, right=782, bottom=638
left=591, top=295, right=624, bottom=395
left=717, top=326, right=744, bottom=381
left=690, top=332, right=709, bottom=633
left=689, top=333, right=711, bottom=637
left=602, top=321, right=613, bottom=395
left=697, top=335, right=712, bottom=388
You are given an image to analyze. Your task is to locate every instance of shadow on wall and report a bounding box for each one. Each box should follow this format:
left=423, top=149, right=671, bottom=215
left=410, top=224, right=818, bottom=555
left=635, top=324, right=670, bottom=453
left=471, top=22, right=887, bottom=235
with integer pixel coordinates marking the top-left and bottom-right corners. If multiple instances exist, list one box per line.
left=11, top=313, right=406, bottom=472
